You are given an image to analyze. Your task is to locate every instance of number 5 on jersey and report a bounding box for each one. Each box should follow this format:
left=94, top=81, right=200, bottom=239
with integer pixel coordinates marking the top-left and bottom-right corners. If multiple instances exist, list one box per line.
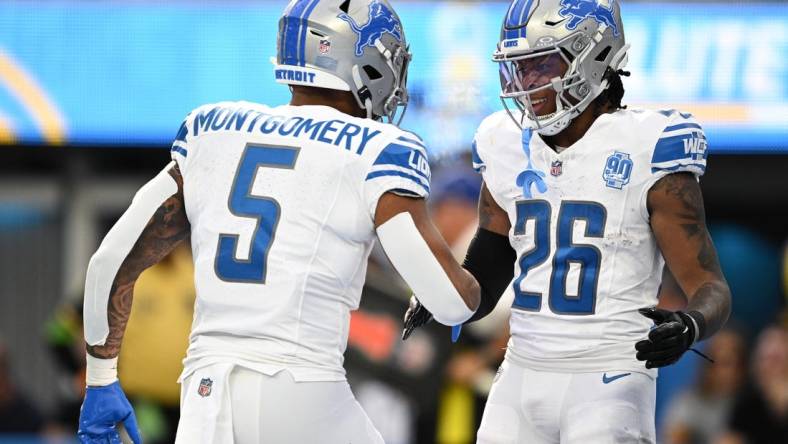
left=512, top=200, right=606, bottom=315
left=215, top=144, right=299, bottom=283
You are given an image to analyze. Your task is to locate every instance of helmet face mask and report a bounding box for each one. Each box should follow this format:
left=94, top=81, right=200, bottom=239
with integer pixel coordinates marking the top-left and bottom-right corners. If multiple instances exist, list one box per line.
left=497, top=43, right=592, bottom=136
left=501, top=52, right=567, bottom=95
left=369, top=37, right=411, bottom=125
left=274, top=0, right=412, bottom=126
left=494, top=0, right=628, bottom=135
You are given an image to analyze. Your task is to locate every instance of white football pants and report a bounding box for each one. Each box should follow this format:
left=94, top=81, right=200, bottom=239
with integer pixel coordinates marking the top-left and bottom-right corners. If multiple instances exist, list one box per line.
left=175, top=363, right=384, bottom=444
left=477, top=359, right=656, bottom=444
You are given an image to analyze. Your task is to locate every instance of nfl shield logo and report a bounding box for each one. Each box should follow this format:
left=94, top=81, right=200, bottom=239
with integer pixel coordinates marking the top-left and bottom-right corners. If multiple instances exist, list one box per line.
left=319, top=39, right=331, bottom=54
left=197, top=378, right=213, bottom=397
left=550, top=160, right=563, bottom=177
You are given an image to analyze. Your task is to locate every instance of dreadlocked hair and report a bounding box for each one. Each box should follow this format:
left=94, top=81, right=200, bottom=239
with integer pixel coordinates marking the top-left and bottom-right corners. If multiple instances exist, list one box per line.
left=593, top=68, right=630, bottom=114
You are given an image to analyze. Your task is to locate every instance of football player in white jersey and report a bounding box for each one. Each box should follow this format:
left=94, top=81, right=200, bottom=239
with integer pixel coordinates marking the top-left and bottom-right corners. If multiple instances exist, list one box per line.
left=76, top=1, right=480, bottom=443
left=403, top=0, right=732, bottom=442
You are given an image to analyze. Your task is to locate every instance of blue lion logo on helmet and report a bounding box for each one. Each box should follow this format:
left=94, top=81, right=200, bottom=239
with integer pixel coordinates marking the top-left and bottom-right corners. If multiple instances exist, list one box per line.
left=338, top=0, right=403, bottom=57
left=558, top=0, right=620, bottom=37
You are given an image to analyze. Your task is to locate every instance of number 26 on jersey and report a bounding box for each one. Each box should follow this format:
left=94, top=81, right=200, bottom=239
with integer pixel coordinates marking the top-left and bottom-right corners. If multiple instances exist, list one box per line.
left=512, top=200, right=607, bottom=315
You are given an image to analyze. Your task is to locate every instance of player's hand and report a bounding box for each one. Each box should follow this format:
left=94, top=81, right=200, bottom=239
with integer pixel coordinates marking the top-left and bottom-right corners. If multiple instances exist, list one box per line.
left=635, top=307, right=697, bottom=369
left=402, top=296, right=433, bottom=340
left=78, top=380, right=142, bottom=444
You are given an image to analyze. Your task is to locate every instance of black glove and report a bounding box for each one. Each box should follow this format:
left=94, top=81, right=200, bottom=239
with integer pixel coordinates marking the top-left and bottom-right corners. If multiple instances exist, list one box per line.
left=402, top=296, right=433, bottom=340
left=635, top=307, right=702, bottom=369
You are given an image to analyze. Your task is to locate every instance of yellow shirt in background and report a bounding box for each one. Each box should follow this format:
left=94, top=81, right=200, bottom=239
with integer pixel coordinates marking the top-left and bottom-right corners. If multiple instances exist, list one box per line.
left=118, top=245, right=195, bottom=405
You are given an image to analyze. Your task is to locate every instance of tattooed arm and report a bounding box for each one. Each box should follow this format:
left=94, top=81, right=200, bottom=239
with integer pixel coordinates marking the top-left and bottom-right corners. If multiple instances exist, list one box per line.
left=476, top=182, right=511, bottom=236
left=85, top=163, right=190, bottom=360
left=647, top=172, right=731, bottom=341
left=78, top=163, right=189, bottom=442
left=462, top=183, right=516, bottom=323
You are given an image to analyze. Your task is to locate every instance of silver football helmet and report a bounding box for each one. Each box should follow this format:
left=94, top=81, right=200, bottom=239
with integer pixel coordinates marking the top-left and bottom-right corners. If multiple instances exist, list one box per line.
left=494, top=0, right=630, bottom=135
left=274, top=0, right=411, bottom=125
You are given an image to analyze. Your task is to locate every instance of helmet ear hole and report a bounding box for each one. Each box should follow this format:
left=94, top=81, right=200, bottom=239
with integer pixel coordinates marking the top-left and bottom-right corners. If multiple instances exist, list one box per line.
left=560, top=47, right=575, bottom=62
left=363, top=65, right=383, bottom=80
left=595, top=46, right=612, bottom=63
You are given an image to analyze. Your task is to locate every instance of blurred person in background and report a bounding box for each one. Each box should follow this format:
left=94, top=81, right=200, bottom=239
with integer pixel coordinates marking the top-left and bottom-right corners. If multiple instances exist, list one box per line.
left=426, top=157, right=511, bottom=443
left=115, top=244, right=195, bottom=444
left=428, top=159, right=489, bottom=444
left=435, top=328, right=508, bottom=444
left=720, top=323, right=788, bottom=444
left=662, top=328, right=747, bottom=444
left=428, top=158, right=482, bottom=259
left=348, top=157, right=485, bottom=444
left=404, top=0, right=733, bottom=442
left=76, top=0, right=480, bottom=443
left=44, top=301, right=87, bottom=435
left=0, top=339, right=45, bottom=434
left=45, top=245, right=194, bottom=443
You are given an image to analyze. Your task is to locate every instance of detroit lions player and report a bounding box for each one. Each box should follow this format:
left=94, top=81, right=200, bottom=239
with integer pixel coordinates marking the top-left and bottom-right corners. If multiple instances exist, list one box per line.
left=77, top=1, right=479, bottom=443
left=403, top=0, right=732, bottom=442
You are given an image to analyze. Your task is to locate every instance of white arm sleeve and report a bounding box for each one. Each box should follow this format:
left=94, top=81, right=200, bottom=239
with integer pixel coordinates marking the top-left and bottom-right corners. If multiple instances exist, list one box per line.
left=83, top=163, right=179, bottom=346
left=376, top=212, right=475, bottom=326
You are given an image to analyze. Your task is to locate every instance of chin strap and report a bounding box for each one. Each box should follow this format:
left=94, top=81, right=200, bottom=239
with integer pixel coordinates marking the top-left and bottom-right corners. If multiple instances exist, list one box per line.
left=351, top=65, right=374, bottom=119
left=610, top=44, right=631, bottom=71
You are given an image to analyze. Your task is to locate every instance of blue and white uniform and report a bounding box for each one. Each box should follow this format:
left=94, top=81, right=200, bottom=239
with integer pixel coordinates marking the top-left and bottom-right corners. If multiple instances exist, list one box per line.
left=171, top=101, right=429, bottom=443
left=472, top=108, right=707, bottom=444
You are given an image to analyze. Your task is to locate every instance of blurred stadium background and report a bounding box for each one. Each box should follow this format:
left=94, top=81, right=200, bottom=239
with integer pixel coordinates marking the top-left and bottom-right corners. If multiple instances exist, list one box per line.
left=0, top=0, right=786, bottom=443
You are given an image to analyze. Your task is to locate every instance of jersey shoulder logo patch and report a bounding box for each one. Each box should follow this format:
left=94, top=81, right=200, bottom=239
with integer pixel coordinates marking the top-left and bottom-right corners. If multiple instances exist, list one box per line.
left=602, top=151, right=633, bottom=190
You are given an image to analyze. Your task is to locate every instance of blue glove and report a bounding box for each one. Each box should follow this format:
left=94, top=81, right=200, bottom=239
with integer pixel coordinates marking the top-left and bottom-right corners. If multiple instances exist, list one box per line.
left=78, top=381, right=142, bottom=444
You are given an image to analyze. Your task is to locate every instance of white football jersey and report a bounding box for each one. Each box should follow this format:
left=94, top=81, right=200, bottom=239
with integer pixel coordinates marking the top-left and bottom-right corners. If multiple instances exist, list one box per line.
left=170, top=101, right=430, bottom=382
left=472, top=108, right=708, bottom=376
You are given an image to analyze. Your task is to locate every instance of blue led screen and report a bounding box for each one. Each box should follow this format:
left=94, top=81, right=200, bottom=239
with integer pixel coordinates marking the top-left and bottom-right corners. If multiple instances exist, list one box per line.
left=0, top=1, right=786, bottom=153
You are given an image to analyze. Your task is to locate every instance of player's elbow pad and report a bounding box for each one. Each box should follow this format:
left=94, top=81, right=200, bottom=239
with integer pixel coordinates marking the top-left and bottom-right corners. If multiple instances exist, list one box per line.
left=376, top=213, right=475, bottom=326
left=83, top=164, right=178, bottom=346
